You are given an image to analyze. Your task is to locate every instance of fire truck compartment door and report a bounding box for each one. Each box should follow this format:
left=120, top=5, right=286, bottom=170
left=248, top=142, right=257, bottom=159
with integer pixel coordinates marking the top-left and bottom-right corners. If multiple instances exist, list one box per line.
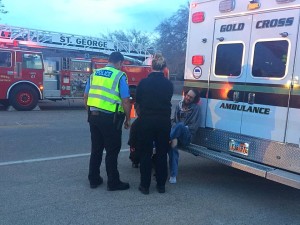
left=206, top=15, right=252, bottom=133
left=241, top=9, right=300, bottom=142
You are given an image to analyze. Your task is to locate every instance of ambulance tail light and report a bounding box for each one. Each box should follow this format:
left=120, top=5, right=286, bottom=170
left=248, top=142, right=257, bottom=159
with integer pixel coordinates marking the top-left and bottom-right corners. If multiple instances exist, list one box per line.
left=192, top=55, right=204, bottom=65
left=192, top=12, right=205, bottom=23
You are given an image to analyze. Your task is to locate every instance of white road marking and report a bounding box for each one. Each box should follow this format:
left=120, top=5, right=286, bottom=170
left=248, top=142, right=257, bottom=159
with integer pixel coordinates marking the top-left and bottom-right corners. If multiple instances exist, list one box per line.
left=0, top=124, right=46, bottom=128
left=0, top=148, right=130, bottom=166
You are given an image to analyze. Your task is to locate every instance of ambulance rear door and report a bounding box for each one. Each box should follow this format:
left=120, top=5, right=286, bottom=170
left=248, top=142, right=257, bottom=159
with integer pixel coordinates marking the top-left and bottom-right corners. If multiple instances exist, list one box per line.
left=285, top=17, right=300, bottom=146
left=241, top=9, right=300, bottom=142
left=206, top=15, right=252, bottom=133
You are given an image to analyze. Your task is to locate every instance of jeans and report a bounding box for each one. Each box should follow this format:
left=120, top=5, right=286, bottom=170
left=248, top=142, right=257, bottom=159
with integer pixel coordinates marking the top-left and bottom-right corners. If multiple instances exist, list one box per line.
left=168, top=122, right=191, bottom=177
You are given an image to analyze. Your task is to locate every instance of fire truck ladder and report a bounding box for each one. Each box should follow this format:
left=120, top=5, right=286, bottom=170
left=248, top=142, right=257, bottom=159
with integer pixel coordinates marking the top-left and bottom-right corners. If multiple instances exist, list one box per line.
left=0, top=24, right=152, bottom=58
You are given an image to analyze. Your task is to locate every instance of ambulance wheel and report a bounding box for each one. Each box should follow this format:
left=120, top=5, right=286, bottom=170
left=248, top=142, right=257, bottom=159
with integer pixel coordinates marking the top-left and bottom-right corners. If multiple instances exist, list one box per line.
left=9, top=84, right=39, bottom=111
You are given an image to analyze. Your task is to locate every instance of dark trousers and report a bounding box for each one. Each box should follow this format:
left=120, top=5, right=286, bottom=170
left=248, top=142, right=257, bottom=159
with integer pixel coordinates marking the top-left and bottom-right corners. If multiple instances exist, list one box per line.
left=137, top=115, right=171, bottom=188
left=128, top=118, right=140, bottom=164
left=88, top=111, right=122, bottom=187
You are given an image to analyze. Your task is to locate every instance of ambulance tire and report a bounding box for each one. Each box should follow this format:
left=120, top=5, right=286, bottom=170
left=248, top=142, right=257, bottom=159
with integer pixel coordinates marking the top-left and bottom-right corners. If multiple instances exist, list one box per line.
left=9, top=84, right=39, bottom=111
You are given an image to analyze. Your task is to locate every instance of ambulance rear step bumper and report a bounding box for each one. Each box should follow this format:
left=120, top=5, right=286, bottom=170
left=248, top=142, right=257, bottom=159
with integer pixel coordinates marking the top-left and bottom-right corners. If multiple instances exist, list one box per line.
left=180, top=144, right=300, bottom=189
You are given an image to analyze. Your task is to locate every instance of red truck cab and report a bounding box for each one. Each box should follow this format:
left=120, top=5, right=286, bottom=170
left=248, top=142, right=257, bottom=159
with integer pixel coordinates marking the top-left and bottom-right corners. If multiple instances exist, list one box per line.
left=0, top=49, right=44, bottom=110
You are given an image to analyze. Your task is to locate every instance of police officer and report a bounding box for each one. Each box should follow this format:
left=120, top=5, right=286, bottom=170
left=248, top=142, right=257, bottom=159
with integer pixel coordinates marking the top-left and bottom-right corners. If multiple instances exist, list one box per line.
left=84, top=52, right=131, bottom=191
left=135, top=53, right=173, bottom=194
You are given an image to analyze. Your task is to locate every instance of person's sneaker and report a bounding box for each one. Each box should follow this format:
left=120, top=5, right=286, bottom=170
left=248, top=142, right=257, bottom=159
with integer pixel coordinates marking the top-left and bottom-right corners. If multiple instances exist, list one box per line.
left=90, top=177, right=103, bottom=189
left=156, top=185, right=165, bottom=193
left=169, top=176, right=177, bottom=184
left=107, top=181, right=130, bottom=191
left=138, top=185, right=149, bottom=195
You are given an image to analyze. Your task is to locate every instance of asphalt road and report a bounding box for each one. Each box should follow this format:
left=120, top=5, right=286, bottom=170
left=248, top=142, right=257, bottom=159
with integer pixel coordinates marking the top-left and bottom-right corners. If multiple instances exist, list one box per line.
left=0, top=98, right=299, bottom=225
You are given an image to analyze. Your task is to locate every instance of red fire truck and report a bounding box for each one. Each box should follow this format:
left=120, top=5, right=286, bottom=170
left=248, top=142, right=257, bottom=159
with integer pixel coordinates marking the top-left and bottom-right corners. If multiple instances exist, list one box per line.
left=0, top=24, right=159, bottom=111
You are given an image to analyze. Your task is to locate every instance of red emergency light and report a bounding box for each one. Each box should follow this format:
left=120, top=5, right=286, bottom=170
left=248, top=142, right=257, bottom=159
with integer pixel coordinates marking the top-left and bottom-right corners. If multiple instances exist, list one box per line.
left=192, top=12, right=205, bottom=23
left=13, top=40, right=18, bottom=47
left=192, top=55, right=204, bottom=65
left=0, top=39, right=19, bottom=48
left=1, top=31, right=11, bottom=38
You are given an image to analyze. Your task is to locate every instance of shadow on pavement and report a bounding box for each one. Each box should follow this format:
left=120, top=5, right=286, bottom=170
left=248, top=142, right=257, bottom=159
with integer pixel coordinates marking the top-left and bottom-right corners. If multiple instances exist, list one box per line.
left=38, top=99, right=85, bottom=110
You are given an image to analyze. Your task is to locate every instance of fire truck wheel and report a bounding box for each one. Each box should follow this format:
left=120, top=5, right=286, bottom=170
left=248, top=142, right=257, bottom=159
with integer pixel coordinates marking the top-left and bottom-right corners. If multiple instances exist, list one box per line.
left=9, top=84, right=39, bottom=111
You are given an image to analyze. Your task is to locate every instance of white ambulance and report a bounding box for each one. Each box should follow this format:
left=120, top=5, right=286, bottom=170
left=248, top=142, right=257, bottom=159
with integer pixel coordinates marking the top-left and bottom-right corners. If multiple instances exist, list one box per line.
left=183, top=0, right=300, bottom=189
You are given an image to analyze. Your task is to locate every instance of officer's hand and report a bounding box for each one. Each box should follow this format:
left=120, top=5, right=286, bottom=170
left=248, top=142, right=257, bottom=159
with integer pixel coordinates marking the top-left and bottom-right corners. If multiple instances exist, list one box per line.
left=124, top=119, right=131, bottom=129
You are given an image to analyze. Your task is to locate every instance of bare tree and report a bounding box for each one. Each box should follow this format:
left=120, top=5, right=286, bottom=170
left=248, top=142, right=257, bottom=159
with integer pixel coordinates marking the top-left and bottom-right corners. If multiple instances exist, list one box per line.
left=100, top=29, right=156, bottom=57
left=0, top=0, right=8, bottom=17
left=101, top=29, right=153, bottom=46
left=99, top=3, right=189, bottom=69
left=155, top=3, right=189, bottom=80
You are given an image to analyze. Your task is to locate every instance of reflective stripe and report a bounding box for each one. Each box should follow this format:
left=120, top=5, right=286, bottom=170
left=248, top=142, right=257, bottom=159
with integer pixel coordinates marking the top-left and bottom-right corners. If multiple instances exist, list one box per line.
left=90, top=74, right=93, bottom=84
left=112, top=71, right=124, bottom=90
left=90, top=85, right=119, bottom=96
left=88, top=93, right=121, bottom=104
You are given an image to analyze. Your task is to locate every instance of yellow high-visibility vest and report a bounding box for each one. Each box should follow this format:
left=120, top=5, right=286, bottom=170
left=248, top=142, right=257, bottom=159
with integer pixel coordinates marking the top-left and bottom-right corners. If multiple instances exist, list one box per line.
left=87, top=66, right=126, bottom=112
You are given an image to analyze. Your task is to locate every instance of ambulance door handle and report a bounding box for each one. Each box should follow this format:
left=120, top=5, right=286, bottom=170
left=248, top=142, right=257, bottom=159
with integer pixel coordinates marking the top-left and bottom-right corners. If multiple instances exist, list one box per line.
left=280, top=32, right=288, bottom=37
left=233, top=91, right=240, bottom=103
left=248, top=93, right=255, bottom=105
left=292, top=76, right=299, bottom=85
left=216, top=37, right=224, bottom=42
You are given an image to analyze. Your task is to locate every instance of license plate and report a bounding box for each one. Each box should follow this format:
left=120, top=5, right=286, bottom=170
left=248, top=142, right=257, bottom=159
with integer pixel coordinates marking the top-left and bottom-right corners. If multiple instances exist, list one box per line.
left=229, top=139, right=249, bottom=156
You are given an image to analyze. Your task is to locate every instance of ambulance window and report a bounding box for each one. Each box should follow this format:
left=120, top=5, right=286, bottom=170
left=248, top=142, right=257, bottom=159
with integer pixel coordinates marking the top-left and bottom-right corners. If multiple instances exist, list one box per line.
left=0, top=51, right=12, bottom=67
left=215, top=43, right=243, bottom=77
left=252, top=40, right=288, bottom=78
left=22, top=53, right=43, bottom=70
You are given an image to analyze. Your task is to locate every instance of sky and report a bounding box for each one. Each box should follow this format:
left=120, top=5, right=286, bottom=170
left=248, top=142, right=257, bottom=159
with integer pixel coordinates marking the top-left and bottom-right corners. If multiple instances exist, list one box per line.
left=1, top=0, right=186, bottom=38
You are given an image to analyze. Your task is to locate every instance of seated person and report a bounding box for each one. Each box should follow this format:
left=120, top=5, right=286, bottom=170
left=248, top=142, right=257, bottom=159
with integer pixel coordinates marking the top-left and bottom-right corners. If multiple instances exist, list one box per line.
left=168, top=89, right=201, bottom=184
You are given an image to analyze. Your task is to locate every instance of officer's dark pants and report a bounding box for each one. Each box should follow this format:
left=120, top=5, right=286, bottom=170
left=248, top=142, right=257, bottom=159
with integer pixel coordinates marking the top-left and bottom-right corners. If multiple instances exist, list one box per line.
left=88, top=111, right=122, bottom=187
left=137, top=115, right=171, bottom=188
